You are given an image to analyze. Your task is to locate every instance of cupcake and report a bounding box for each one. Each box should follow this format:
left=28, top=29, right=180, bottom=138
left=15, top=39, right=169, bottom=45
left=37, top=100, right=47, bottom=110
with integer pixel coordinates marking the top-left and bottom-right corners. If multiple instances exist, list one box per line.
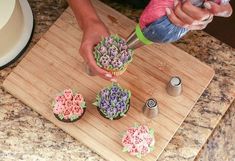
left=93, top=83, right=131, bottom=120
left=122, top=124, right=155, bottom=159
left=93, top=35, right=133, bottom=76
left=52, top=89, right=86, bottom=123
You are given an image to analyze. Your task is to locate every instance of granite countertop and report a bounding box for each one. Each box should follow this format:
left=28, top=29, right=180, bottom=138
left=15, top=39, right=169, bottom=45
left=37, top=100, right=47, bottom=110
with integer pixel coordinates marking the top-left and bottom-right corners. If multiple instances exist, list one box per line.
left=0, top=0, right=234, bottom=160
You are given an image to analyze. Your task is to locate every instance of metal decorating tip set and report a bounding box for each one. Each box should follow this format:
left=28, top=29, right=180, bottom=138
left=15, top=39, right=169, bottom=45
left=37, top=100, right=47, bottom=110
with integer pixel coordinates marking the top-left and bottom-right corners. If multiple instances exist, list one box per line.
left=143, top=76, right=183, bottom=119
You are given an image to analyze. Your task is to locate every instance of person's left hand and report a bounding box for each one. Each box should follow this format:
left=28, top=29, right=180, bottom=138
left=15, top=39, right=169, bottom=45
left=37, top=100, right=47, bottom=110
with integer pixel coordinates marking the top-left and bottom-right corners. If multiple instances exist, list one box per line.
left=166, top=0, right=233, bottom=30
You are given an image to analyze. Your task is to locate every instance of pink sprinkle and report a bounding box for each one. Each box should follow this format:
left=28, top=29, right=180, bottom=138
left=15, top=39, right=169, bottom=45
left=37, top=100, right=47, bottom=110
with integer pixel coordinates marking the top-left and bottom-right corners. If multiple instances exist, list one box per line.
left=122, top=135, right=132, bottom=146
left=122, top=125, right=155, bottom=157
left=138, top=125, right=149, bottom=133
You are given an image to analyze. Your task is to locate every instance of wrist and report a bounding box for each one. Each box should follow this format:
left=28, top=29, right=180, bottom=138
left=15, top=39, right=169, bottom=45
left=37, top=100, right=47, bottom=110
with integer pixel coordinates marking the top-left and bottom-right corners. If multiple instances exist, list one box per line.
left=82, top=17, right=102, bottom=31
left=83, top=18, right=108, bottom=35
left=68, top=0, right=102, bottom=30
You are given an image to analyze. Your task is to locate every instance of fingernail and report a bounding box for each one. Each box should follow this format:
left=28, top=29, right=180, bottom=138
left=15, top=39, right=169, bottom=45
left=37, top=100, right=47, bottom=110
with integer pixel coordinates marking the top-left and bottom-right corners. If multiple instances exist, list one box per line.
left=183, top=24, right=189, bottom=28
left=111, top=78, right=117, bottom=82
left=192, top=20, right=199, bottom=25
left=105, top=73, right=112, bottom=78
left=204, top=2, right=211, bottom=9
left=166, top=8, right=171, bottom=15
left=215, top=11, right=229, bottom=17
left=174, top=0, right=179, bottom=7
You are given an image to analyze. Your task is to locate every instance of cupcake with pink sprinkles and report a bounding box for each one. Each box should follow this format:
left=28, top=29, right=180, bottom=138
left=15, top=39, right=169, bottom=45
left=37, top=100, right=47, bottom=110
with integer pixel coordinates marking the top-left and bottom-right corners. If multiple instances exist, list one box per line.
left=122, top=124, right=155, bottom=158
left=52, top=89, right=86, bottom=123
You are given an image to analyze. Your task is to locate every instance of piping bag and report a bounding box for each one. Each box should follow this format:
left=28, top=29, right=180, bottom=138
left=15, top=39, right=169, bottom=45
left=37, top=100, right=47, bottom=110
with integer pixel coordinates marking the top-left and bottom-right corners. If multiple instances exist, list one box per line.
left=126, top=0, right=230, bottom=49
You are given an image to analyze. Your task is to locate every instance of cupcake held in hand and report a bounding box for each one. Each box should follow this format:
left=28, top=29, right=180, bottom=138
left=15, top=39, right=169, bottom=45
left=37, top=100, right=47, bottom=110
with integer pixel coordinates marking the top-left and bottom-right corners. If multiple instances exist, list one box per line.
left=93, top=83, right=131, bottom=120
left=53, top=89, right=86, bottom=123
left=93, top=35, right=133, bottom=76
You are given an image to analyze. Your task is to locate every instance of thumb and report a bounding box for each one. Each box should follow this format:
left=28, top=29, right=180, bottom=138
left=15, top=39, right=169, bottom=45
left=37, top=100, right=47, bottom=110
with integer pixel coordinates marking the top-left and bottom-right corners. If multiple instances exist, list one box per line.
left=204, top=1, right=233, bottom=17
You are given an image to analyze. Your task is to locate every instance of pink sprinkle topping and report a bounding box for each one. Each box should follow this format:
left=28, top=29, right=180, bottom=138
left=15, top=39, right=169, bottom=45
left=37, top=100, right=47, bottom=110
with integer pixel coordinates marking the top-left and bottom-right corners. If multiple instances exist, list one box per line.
left=53, top=89, right=86, bottom=121
left=122, top=125, right=155, bottom=158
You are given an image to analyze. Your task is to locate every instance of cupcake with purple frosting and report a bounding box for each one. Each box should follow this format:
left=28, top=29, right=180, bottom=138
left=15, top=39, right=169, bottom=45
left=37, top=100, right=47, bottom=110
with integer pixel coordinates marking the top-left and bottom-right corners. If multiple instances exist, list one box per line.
left=93, top=35, right=133, bottom=76
left=93, top=83, right=131, bottom=120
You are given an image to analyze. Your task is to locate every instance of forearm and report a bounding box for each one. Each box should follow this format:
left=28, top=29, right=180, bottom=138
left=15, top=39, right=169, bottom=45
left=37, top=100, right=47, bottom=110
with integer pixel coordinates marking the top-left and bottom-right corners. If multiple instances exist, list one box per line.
left=67, top=0, right=101, bottom=30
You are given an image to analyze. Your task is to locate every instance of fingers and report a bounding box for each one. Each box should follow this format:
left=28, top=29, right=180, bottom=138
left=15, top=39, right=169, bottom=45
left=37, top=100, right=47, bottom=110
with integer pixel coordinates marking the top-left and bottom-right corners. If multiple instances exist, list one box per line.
left=166, top=0, right=214, bottom=30
left=166, top=0, right=232, bottom=31
left=185, top=14, right=213, bottom=30
left=186, top=23, right=207, bottom=30
left=204, top=1, right=233, bottom=17
left=79, top=42, right=117, bottom=82
left=174, top=1, right=194, bottom=25
left=166, top=8, right=185, bottom=27
left=87, top=58, right=116, bottom=81
left=181, top=0, right=211, bottom=21
left=191, top=14, right=213, bottom=25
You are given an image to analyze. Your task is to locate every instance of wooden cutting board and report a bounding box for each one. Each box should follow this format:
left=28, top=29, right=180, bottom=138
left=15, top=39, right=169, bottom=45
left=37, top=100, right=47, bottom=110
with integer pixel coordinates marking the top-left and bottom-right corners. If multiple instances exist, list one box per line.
left=3, top=0, right=214, bottom=160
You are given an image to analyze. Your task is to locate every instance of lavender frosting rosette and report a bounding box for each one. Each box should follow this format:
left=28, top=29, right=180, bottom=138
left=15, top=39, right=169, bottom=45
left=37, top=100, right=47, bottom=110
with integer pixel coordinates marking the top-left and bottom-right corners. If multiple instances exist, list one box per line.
left=93, top=83, right=131, bottom=120
left=93, top=35, right=133, bottom=76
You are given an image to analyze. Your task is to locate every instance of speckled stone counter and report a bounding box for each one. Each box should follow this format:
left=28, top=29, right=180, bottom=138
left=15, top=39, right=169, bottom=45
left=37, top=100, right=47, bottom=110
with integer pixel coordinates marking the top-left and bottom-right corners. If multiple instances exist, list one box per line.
left=196, top=101, right=235, bottom=161
left=0, top=0, right=234, bottom=161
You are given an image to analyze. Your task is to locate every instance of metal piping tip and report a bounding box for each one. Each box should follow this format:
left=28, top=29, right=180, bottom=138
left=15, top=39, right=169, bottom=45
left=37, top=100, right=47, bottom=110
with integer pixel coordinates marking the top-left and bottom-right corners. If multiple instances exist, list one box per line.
left=166, top=76, right=182, bottom=97
left=143, top=98, right=159, bottom=119
left=126, top=30, right=145, bottom=50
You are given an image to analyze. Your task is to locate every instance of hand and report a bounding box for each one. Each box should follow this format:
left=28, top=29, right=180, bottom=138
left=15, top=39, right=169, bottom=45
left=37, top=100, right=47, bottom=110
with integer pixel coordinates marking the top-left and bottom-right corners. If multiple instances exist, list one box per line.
left=165, top=0, right=233, bottom=30
left=79, top=19, right=117, bottom=82
left=204, top=1, right=233, bottom=17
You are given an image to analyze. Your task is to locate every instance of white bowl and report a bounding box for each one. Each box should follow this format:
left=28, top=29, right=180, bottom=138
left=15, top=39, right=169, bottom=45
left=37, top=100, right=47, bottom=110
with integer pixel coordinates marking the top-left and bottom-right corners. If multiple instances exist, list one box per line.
left=0, top=0, right=33, bottom=68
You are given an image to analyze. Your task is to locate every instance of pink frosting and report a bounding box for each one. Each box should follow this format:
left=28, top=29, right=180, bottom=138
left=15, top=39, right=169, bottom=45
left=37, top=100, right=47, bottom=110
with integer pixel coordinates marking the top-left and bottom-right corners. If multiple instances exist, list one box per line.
left=139, top=0, right=174, bottom=29
left=122, top=125, right=155, bottom=157
left=65, top=100, right=73, bottom=108
left=73, top=94, right=84, bottom=105
left=73, top=105, right=84, bottom=115
left=53, top=102, right=64, bottom=114
left=53, top=89, right=85, bottom=120
left=64, top=89, right=73, bottom=100
left=55, top=95, right=66, bottom=105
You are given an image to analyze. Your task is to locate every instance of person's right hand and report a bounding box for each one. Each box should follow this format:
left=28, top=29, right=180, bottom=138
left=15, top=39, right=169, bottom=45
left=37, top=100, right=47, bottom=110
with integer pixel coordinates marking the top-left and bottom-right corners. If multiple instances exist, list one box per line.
left=166, top=0, right=233, bottom=30
left=79, top=19, right=117, bottom=82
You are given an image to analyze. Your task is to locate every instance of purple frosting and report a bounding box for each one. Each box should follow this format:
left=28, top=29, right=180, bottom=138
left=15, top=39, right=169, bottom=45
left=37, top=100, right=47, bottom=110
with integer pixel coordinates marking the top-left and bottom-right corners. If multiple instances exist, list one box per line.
left=94, top=35, right=133, bottom=70
left=95, top=83, right=131, bottom=119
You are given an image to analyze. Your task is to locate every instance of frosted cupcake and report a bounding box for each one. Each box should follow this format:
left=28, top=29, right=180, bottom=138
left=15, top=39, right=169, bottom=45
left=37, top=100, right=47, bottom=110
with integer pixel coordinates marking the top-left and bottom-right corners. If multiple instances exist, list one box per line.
left=122, top=124, right=155, bottom=158
left=93, top=35, right=133, bottom=76
left=53, top=89, right=86, bottom=123
left=93, top=83, right=131, bottom=120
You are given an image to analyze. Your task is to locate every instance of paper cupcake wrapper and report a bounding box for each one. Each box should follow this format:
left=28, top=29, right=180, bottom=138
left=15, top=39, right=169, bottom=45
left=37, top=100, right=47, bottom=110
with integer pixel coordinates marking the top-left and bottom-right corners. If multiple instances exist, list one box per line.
left=106, top=65, right=128, bottom=76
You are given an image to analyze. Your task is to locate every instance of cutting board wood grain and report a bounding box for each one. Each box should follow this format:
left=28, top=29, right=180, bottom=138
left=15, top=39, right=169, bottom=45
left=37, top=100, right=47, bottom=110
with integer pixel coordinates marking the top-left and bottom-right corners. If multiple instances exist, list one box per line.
left=3, top=0, right=214, bottom=160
